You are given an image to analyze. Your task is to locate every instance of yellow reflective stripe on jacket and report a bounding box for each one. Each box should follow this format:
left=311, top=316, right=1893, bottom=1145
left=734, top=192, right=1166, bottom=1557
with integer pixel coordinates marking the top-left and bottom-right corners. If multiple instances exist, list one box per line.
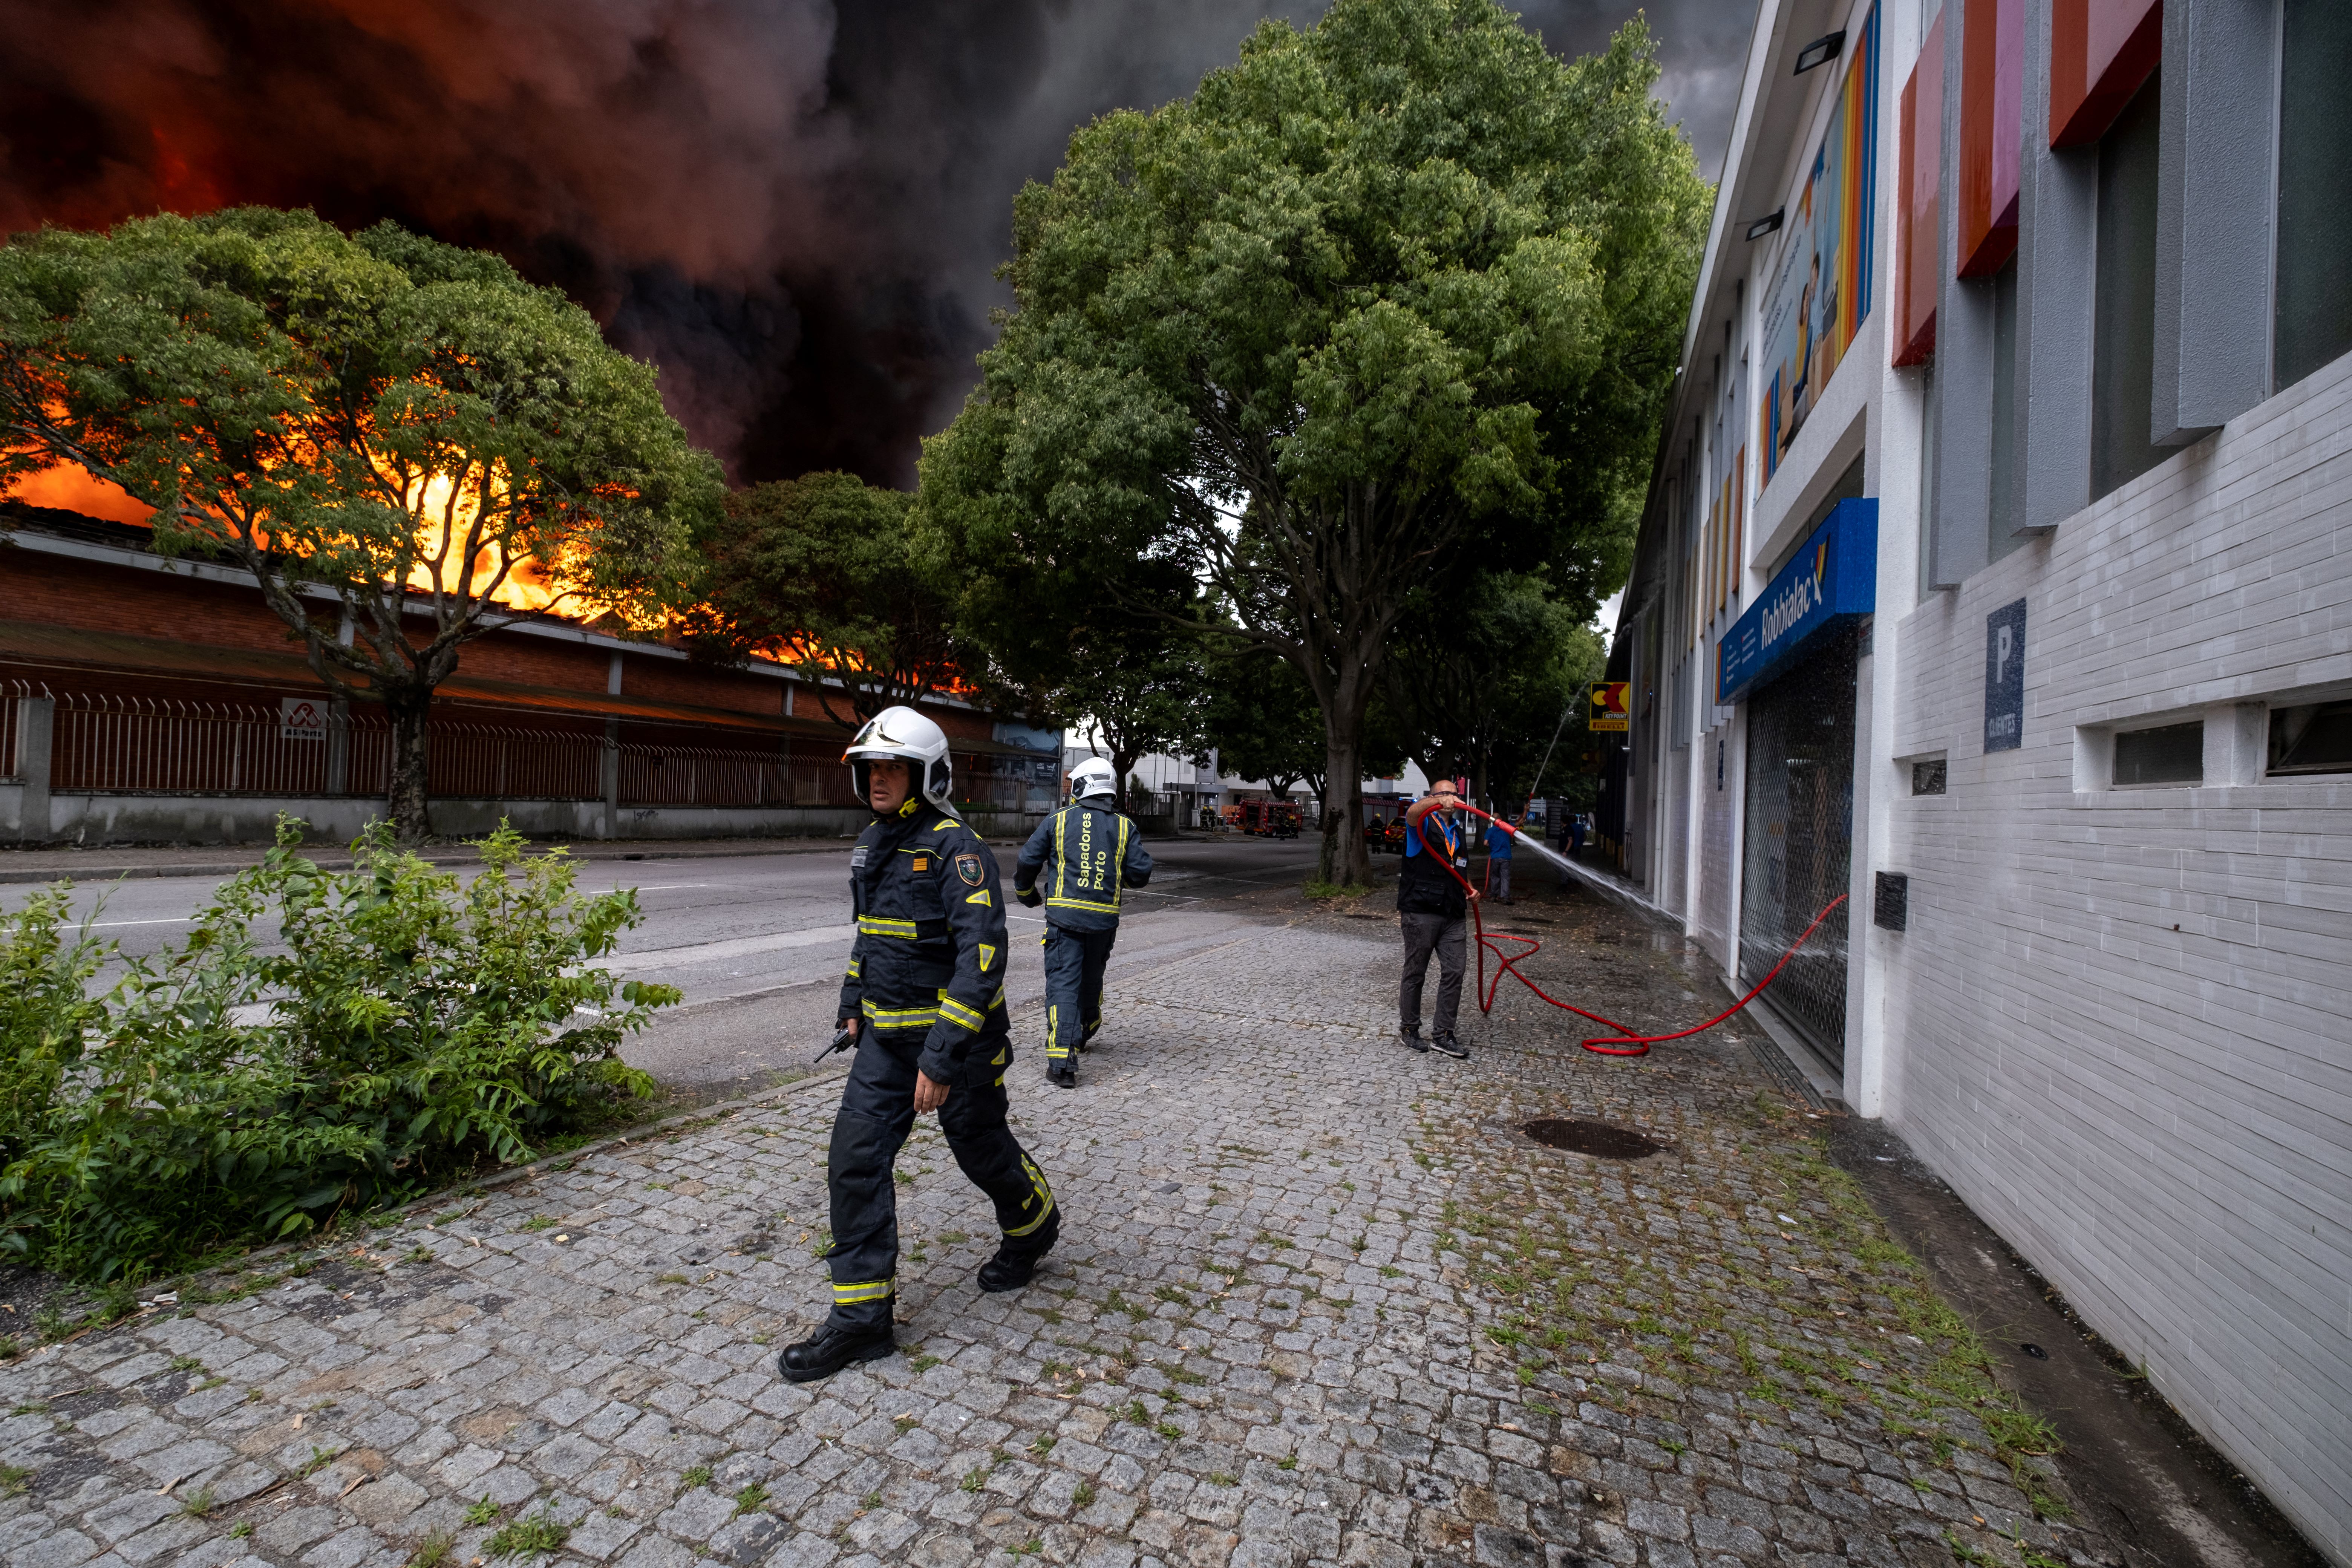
left=862, top=1000, right=938, bottom=1029
left=857, top=915, right=921, bottom=939
left=965, top=889, right=992, bottom=906
left=845, top=958, right=861, bottom=979
left=831, top=1279, right=892, bottom=1304
left=1050, top=809, right=1068, bottom=902
left=978, top=943, right=996, bottom=971
left=1047, top=804, right=1124, bottom=912
left=937, top=994, right=986, bottom=1031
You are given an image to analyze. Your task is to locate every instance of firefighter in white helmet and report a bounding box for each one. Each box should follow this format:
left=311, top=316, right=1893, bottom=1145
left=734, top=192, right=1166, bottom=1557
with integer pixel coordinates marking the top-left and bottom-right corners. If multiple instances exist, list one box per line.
left=776, top=705, right=1057, bottom=1383
left=1012, top=756, right=1153, bottom=1088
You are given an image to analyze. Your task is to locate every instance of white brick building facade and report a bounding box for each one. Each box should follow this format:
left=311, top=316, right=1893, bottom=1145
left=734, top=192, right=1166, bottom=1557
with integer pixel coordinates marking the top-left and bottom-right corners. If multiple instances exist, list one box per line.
left=1614, top=2, right=2351, bottom=1559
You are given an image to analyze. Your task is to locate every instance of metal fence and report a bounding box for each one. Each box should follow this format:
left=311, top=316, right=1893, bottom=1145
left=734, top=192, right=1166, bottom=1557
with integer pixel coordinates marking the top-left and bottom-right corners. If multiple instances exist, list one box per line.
left=389, top=723, right=604, bottom=802
left=12, top=687, right=1049, bottom=811
left=52, top=693, right=349, bottom=797
left=41, top=692, right=606, bottom=801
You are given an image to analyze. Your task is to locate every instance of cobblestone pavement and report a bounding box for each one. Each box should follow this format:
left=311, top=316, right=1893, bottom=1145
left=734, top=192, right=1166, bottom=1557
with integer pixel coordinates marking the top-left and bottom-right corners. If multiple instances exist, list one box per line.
left=0, top=887, right=2118, bottom=1568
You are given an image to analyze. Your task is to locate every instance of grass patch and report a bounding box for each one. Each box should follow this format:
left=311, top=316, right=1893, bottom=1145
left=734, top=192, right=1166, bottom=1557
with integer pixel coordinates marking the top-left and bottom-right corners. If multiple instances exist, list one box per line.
left=484, top=1507, right=569, bottom=1560
left=404, top=1528, right=455, bottom=1568
left=680, top=1465, right=713, bottom=1489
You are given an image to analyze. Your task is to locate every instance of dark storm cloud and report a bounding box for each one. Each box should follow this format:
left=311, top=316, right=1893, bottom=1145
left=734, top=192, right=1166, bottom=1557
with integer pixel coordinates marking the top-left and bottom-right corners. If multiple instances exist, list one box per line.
left=0, top=0, right=1753, bottom=485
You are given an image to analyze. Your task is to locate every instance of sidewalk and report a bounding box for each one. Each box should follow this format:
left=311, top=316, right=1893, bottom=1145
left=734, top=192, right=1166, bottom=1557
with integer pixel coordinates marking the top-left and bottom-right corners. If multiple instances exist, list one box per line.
left=0, top=896, right=2116, bottom=1568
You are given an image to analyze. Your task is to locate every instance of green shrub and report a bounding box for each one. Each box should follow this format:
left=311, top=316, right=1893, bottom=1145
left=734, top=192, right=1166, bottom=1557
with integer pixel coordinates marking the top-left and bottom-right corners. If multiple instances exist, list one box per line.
left=0, top=818, right=677, bottom=1279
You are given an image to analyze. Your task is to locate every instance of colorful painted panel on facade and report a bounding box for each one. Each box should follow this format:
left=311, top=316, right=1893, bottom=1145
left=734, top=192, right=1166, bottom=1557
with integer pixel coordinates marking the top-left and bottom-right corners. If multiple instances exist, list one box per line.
left=1759, top=5, right=1880, bottom=481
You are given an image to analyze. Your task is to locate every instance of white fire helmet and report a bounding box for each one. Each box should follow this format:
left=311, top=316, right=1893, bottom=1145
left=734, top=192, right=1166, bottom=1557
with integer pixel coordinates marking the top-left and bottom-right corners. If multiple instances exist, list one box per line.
left=1069, top=756, right=1119, bottom=803
left=844, top=706, right=954, bottom=815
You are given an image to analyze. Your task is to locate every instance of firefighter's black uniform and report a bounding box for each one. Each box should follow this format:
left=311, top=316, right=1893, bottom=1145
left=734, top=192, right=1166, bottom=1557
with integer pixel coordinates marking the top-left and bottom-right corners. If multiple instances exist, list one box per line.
left=826, top=798, right=1056, bottom=1331
left=1014, top=800, right=1153, bottom=1076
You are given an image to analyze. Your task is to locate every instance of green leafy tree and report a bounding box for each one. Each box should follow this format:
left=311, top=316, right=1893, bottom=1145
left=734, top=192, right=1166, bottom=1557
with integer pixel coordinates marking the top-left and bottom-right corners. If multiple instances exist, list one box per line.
left=1200, top=645, right=1328, bottom=805
left=1384, top=572, right=1603, bottom=807
left=1060, top=611, right=1212, bottom=799
left=679, top=472, right=968, bottom=730
left=920, top=0, right=1706, bottom=882
left=0, top=208, right=722, bottom=843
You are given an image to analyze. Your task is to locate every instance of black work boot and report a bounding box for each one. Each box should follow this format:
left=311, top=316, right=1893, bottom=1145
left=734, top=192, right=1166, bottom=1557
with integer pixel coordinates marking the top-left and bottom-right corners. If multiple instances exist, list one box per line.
left=776, top=1321, right=895, bottom=1383
left=978, top=1209, right=1059, bottom=1293
left=1048, top=1062, right=1077, bottom=1089
left=1429, top=1031, right=1468, bottom=1060
left=1400, top=1023, right=1429, bottom=1053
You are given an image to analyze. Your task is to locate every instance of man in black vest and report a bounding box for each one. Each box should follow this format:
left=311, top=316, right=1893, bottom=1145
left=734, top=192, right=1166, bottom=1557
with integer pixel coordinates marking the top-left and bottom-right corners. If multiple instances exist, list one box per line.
left=1014, top=757, right=1154, bottom=1089
left=1397, top=777, right=1473, bottom=1059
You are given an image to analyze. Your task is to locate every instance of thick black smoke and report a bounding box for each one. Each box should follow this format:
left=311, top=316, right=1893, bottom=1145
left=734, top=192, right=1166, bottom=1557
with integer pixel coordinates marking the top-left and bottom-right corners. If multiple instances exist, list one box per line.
left=0, top=0, right=1752, bottom=486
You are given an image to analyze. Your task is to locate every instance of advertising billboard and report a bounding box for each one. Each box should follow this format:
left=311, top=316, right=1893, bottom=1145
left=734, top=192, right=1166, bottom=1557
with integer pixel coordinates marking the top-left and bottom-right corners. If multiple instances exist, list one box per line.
left=1759, top=5, right=1881, bottom=481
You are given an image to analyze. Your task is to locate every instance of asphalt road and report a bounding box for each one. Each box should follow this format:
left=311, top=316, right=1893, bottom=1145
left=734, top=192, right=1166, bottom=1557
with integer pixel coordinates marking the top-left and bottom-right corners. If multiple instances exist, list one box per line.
left=1, top=832, right=1327, bottom=1104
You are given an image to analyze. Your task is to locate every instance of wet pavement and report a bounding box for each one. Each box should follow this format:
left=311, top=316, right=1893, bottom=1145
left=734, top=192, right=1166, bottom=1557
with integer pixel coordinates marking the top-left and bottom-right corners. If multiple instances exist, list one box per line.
left=0, top=873, right=2187, bottom=1568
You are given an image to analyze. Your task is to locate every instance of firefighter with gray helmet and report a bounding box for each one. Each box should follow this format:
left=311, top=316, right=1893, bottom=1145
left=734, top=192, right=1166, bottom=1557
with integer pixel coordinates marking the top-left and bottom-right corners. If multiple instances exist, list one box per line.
left=776, top=705, right=1058, bottom=1384
left=1013, top=756, right=1154, bottom=1088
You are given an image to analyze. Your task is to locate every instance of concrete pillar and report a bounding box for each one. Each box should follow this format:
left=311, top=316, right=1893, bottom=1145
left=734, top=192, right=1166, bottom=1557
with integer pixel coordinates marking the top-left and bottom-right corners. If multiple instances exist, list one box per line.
left=326, top=697, right=351, bottom=796
left=2017, top=0, right=2100, bottom=533
left=601, top=718, right=620, bottom=841
left=2153, top=0, right=2278, bottom=443
left=17, top=695, right=53, bottom=844
left=1929, top=0, right=1997, bottom=588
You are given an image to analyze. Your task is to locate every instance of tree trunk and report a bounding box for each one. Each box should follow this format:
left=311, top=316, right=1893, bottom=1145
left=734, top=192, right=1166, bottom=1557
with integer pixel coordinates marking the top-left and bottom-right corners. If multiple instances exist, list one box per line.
left=385, top=688, right=434, bottom=845
left=1317, top=726, right=1367, bottom=886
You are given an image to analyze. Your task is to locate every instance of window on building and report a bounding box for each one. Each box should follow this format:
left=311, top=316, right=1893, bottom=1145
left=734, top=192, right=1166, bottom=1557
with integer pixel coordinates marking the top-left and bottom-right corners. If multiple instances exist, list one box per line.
left=2092, top=74, right=2164, bottom=500
left=1911, top=758, right=1947, bottom=795
left=2268, top=700, right=2352, bottom=776
left=2113, top=721, right=2202, bottom=786
left=1987, top=259, right=2024, bottom=559
left=2275, top=1, right=2352, bottom=391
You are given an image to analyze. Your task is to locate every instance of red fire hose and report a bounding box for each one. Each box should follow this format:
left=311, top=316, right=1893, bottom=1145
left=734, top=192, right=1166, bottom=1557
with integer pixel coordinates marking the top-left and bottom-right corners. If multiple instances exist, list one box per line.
left=1408, top=799, right=1847, bottom=1057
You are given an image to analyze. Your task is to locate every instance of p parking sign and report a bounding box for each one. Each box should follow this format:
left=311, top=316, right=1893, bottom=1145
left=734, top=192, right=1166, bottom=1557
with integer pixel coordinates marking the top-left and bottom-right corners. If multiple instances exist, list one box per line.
left=1589, top=681, right=1630, bottom=733
left=1983, top=599, right=2027, bottom=753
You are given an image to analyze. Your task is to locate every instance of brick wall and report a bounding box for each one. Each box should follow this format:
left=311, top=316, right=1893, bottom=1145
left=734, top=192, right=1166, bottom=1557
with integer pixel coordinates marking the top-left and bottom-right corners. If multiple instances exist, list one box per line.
left=455, top=634, right=610, bottom=694
left=5, top=550, right=314, bottom=657
left=617, top=653, right=785, bottom=716
left=1885, top=352, right=2352, bottom=1563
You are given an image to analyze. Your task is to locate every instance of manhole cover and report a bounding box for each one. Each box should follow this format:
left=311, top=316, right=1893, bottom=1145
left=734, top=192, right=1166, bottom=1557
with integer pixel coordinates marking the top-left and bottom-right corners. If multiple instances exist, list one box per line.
left=1520, top=1118, right=1663, bottom=1159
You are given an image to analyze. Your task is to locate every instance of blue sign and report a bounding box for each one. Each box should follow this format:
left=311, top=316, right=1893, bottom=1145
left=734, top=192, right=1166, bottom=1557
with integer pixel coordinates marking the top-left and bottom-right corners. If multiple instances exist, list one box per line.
left=1982, top=598, right=2026, bottom=752
left=1717, top=498, right=1878, bottom=704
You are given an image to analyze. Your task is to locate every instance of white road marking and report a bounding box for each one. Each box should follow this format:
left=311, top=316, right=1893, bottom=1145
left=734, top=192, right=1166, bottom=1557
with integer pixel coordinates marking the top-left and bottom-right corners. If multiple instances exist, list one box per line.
left=90, top=916, right=199, bottom=927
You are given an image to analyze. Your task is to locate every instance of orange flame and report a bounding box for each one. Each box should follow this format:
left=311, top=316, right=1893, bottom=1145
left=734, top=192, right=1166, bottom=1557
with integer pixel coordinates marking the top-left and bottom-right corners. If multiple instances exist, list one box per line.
left=4, top=464, right=157, bottom=526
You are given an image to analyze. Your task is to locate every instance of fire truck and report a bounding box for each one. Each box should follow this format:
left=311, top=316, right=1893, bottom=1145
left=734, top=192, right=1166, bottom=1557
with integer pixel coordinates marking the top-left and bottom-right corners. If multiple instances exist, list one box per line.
left=1225, top=798, right=1302, bottom=838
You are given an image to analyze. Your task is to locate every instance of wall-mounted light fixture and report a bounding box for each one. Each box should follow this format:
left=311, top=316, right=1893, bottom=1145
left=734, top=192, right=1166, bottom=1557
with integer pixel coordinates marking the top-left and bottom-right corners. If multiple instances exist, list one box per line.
left=1794, top=30, right=1845, bottom=74
left=1743, top=208, right=1785, bottom=241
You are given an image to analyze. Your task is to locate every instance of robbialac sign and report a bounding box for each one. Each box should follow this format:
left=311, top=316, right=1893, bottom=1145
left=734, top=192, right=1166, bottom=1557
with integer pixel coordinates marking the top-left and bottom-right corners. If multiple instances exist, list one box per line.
left=1717, top=498, right=1877, bottom=705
